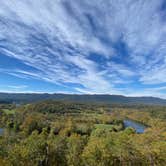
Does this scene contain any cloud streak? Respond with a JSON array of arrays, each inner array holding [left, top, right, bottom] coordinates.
[[0, 0, 166, 97]]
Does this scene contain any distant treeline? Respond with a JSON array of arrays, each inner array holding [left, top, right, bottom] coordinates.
[[0, 93, 166, 105], [0, 100, 12, 104]]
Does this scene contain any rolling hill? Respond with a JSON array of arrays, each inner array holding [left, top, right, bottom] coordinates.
[[0, 93, 166, 105]]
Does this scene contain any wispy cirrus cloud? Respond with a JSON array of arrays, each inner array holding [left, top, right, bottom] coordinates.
[[0, 0, 166, 97]]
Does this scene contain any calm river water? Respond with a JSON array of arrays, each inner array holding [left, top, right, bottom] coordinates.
[[0, 128, 4, 136], [124, 119, 146, 133]]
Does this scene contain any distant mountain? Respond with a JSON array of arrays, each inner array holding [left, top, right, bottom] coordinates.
[[0, 93, 166, 105]]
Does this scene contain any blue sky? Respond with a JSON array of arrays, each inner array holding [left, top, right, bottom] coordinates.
[[0, 0, 166, 98]]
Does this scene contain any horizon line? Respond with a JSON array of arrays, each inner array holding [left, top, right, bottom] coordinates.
[[0, 91, 165, 100]]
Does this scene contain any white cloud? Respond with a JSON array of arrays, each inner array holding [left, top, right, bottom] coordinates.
[[107, 62, 135, 77], [0, 0, 166, 97], [7, 85, 28, 89]]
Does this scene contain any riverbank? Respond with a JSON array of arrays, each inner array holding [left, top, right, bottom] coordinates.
[[123, 119, 147, 133]]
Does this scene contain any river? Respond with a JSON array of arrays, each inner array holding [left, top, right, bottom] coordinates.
[[0, 128, 4, 136], [123, 119, 146, 133]]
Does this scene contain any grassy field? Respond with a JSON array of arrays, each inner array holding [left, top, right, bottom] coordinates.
[[1, 109, 16, 115], [95, 124, 115, 129]]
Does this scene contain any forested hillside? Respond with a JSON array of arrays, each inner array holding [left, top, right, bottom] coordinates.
[[0, 93, 166, 105], [0, 101, 166, 165]]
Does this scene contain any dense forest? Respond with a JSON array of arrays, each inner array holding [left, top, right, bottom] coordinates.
[[0, 100, 166, 166]]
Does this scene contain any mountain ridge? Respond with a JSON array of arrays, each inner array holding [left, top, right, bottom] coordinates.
[[0, 92, 166, 105]]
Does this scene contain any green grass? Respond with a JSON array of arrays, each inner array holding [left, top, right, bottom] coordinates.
[[95, 124, 114, 129], [2, 109, 16, 115], [94, 123, 123, 132], [91, 124, 115, 136]]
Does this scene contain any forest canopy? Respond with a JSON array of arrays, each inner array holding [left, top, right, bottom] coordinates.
[[0, 101, 166, 166]]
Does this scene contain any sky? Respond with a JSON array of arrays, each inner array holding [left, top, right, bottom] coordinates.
[[0, 0, 166, 98]]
